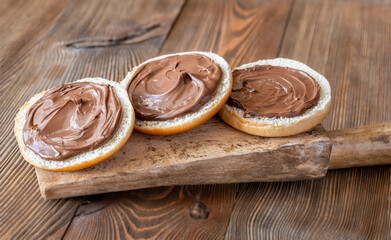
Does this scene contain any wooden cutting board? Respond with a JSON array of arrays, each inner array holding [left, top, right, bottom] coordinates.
[[36, 116, 331, 199]]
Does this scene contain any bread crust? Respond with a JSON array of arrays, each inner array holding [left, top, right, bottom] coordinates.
[[218, 101, 331, 137], [14, 78, 135, 172], [136, 88, 231, 135], [218, 58, 332, 137], [121, 51, 233, 135]]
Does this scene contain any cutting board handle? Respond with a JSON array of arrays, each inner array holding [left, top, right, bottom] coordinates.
[[328, 123, 391, 169]]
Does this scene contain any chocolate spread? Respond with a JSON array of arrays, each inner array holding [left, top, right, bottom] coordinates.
[[23, 82, 122, 160], [228, 65, 320, 118], [126, 54, 222, 121]]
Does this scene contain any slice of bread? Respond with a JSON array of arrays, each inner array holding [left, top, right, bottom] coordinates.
[[14, 78, 135, 172], [121, 51, 233, 135], [218, 58, 331, 137]]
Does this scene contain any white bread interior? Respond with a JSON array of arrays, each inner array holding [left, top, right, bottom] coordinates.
[[14, 78, 135, 172], [121, 51, 233, 135], [218, 58, 331, 137]]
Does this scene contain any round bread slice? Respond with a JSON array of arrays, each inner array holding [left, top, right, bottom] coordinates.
[[121, 51, 233, 135], [218, 58, 331, 137], [14, 78, 135, 172]]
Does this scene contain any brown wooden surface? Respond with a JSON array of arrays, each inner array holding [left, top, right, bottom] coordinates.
[[1, 0, 390, 239], [63, 185, 238, 239], [329, 122, 391, 169], [37, 123, 331, 200]]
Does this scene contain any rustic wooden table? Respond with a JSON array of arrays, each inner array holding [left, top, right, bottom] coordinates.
[[1, 0, 390, 239]]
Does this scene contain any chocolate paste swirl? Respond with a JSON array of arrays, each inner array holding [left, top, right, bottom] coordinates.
[[228, 65, 320, 118], [127, 54, 222, 121], [23, 82, 122, 160]]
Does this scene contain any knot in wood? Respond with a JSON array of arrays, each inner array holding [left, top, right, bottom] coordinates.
[[189, 201, 209, 220]]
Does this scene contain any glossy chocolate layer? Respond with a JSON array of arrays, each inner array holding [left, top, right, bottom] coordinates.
[[228, 65, 320, 118], [23, 82, 122, 160], [127, 54, 222, 121]]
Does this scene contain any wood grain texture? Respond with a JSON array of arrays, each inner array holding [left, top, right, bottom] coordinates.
[[0, 0, 184, 239], [329, 122, 391, 169], [0, 0, 69, 92], [161, 0, 293, 66], [226, 0, 391, 239], [226, 167, 390, 239], [37, 122, 331, 199], [63, 185, 237, 239]]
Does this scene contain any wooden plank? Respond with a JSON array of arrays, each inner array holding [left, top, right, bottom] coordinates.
[[328, 123, 391, 169], [37, 123, 331, 199], [0, 0, 68, 92], [63, 185, 237, 239], [226, 167, 390, 239], [226, 0, 391, 239], [0, 0, 185, 239], [59, 0, 293, 239], [161, 0, 293, 65]]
